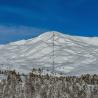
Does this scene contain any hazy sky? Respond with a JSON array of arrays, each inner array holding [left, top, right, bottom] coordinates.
[[0, 0, 98, 44]]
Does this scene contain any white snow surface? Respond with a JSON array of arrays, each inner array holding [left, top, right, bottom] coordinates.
[[0, 31, 98, 75]]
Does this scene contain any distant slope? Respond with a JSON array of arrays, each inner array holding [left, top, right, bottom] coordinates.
[[0, 31, 98, 75]]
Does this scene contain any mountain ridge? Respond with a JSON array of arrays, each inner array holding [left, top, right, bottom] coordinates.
[[1, 31, 98, 46]]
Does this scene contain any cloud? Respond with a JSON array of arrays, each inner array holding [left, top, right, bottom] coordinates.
[[0, 25, 48, 44]]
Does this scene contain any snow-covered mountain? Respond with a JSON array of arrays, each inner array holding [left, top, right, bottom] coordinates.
[[0, 31, 98, 75]]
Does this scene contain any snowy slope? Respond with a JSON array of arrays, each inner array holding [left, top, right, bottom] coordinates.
[[0, 31, 98, 75]]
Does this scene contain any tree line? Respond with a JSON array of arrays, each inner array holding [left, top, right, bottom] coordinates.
[[0, 69, 98, 98]]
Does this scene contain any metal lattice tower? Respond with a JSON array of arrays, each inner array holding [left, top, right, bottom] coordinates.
[[52, 32, 55, 74]]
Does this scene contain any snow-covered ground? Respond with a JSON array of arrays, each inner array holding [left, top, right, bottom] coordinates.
[[0, 31, 98, 75], [0, 74, 7, 81]]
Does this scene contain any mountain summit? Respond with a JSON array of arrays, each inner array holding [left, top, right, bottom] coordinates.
[[0, 31, 98, 75]]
